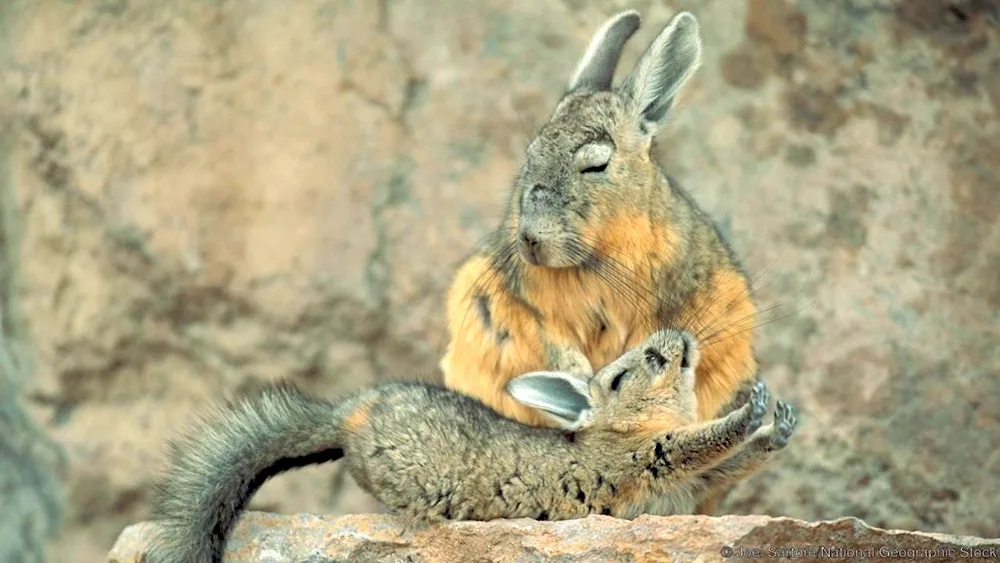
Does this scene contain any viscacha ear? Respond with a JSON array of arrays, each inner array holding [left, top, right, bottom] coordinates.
[[618, 11, 702, 130], [566, 10, 642, 93], [507, 371, 594, 431]]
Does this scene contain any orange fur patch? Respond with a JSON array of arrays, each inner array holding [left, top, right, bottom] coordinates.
[[441, 256, 551, 426], [341, 403, 372, 433], [682, 268, 758, 420], [525, 211, 680, 369], [442, 219, 756, 426]]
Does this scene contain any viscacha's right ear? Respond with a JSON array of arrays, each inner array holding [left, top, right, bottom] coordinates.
[[618, 11, 702, 130]]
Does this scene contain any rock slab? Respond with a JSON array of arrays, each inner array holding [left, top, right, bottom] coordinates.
[[109, 512, 1000, 563]]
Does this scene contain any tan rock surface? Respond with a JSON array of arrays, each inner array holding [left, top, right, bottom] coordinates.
[[0, 0, 998, 561], [108, 512, 1000, 563]]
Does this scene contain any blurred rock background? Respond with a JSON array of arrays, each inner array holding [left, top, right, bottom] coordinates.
[[0, 0, 997, 560]]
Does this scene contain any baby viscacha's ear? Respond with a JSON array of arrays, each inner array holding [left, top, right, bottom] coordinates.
[[507, 371, 594, 431]]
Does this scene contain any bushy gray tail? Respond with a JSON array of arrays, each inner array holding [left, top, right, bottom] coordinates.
[[145, 381, 352, 563]]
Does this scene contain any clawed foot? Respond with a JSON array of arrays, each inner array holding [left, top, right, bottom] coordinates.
[[749, 399, 800, 451], [744, 382, 800, 450], [766, 400, 799, 450], [746, 381, 770, 435]]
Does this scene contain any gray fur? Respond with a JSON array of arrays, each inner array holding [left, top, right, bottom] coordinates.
[[147, 330, 797, 563]]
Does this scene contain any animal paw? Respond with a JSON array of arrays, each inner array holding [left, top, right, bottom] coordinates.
[[766, 400, 799, 450], [746, 381, 770, 435]]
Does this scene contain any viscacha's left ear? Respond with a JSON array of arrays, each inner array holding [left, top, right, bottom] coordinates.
[[566, 10, 642, 93]]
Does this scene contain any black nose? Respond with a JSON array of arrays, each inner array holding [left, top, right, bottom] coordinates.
[[519, 230, 541, 264], [680, 337, 691, 369], [520, 231, 540, 249]]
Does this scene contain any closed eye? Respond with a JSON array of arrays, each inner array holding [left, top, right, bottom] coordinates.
[[610, 369, 628, 392], [576, 142, 613, 175]]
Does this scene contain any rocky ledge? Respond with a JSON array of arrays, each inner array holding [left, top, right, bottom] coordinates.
[[109, 512, 999, 563]]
